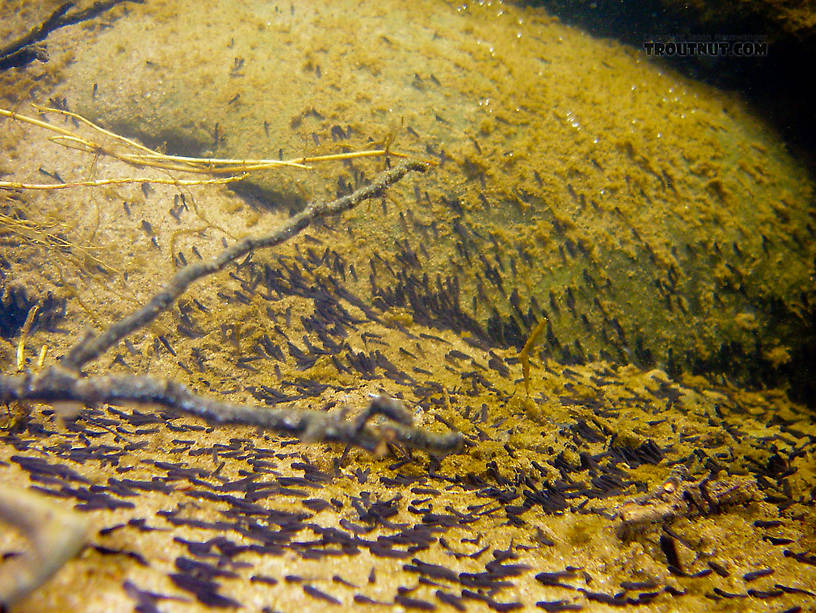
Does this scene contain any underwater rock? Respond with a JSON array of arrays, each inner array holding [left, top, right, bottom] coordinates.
[[55, 0, 815, 400]]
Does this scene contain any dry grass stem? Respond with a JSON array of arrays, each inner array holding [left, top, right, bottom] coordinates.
[[0, 105, 412, 191]]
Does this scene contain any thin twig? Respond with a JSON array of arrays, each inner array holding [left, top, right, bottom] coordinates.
[[1, 156, 462, 453], [0, 162, 462, 453], [0, 1, 140, 71], [1, 160, 462, 453], [616, 472, 759, 539], [62, 160, 428, 370]]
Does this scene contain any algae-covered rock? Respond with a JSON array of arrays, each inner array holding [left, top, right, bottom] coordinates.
[[56, 0, 815, 399]]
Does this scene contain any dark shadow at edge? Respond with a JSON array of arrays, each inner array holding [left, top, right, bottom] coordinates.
[[517, 0, 816, 169]]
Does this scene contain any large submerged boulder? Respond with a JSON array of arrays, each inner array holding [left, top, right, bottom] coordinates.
[[55, 0, 815, 400]]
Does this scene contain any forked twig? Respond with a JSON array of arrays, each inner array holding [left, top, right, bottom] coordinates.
[[1, 160, 462, 454], [0, 159, 460, 610], [0, 371, 462, 453]]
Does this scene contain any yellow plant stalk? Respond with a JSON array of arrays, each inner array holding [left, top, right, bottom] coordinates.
[[519, 317, 548, 396], [0, 105, 410, 190]]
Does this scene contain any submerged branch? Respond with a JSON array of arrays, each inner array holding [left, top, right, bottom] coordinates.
[[62, 160, 428, 370], [0, 368, 463, 454], [0, 160, 462, 453]]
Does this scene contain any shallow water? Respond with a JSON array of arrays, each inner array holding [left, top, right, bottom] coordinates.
[[1, 1, 815, 611]]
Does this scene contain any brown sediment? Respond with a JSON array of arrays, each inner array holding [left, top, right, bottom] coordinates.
[[1, 294, 815, 611]]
